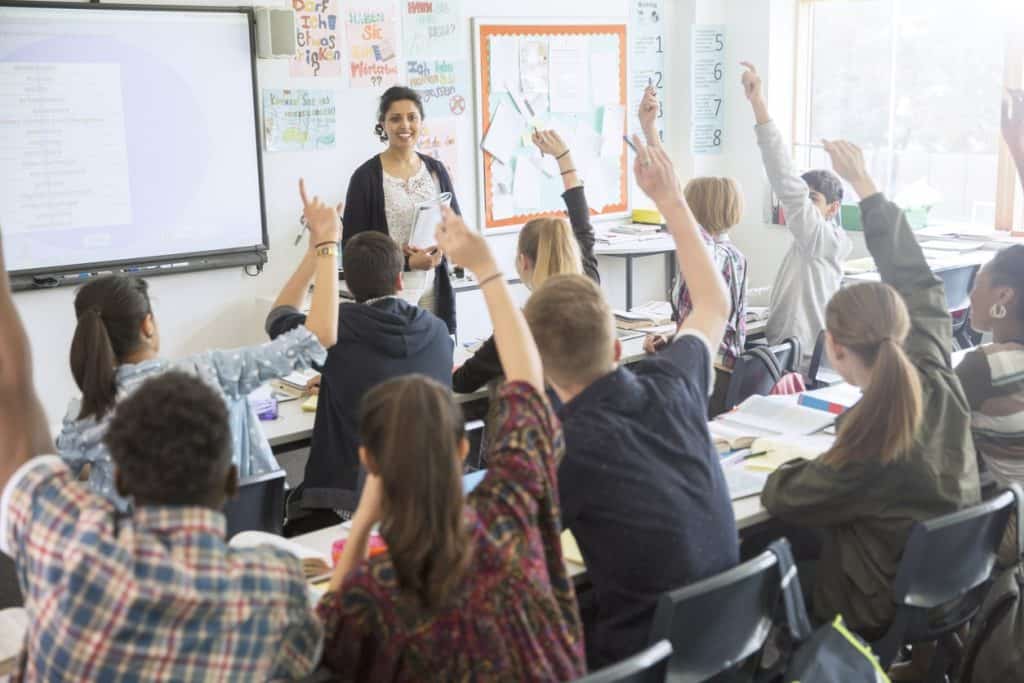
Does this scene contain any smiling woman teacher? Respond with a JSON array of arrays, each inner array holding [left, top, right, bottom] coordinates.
[[342, 86, 461, 334]]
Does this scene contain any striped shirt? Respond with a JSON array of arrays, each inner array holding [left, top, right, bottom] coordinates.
[[956, 341, 1024, 485], [1, 457, 322, 681]]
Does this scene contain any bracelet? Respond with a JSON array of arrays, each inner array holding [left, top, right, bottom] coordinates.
[[560, 168, 576, 176], [314, 240, 337, 249], [555, 150, 570, 160], [477, 272, 504, 288]]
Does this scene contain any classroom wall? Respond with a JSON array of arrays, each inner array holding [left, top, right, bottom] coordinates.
[[15, 0, 844, 425]]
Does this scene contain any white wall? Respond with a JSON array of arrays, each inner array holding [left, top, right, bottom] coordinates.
[[17, 0, 861, 424]]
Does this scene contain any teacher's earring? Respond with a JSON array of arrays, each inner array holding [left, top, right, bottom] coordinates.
[[374, 123, 388, 143], [991, 303, 1008, 320]]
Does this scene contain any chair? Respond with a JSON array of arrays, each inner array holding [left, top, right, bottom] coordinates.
[[870, 485, 1022, 682], [806, 329, 845, 389], [572, 640, 673, 683], [464, 419, 486, 470], [223, 469, 287, 538], [938, 264, 981, 351], [647, 541, 794, 682], [721, 337, 800, 412]]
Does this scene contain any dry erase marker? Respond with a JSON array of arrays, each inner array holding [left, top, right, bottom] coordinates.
[[623, 135, 639, 154]]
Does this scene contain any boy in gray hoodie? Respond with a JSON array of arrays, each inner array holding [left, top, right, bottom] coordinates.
[[742, 62, 851, 369]]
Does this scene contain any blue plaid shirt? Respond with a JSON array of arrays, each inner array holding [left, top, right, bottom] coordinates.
[[1, 457, 322, 681]]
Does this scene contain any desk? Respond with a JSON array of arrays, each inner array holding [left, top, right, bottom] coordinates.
[[595, 235, 677, 311]]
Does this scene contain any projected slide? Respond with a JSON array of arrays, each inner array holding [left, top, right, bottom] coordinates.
[[0, 6, 265, 273]]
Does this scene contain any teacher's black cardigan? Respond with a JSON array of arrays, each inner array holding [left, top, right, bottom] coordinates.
[[342, 153, 459, 334]]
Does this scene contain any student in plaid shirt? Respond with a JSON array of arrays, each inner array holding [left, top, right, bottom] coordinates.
[[0, 221, 324, 679]]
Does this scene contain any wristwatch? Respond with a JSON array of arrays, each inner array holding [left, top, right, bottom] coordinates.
[[315, 244, 338, 257]]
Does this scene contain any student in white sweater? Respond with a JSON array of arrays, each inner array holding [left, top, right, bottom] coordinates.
[[741, 62, 852, 369]]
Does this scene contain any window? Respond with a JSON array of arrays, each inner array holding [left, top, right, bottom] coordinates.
[[793, 0, 1023, 229]]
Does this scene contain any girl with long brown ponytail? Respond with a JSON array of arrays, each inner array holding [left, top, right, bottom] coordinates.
[[761, 140, 980, 640]]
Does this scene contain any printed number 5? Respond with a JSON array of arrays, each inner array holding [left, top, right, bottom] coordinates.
[[714, 33, 724, 51]]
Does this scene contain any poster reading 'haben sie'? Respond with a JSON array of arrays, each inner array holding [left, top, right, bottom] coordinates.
[[290, 0, 343, 78], [346, 1, 400, 88]]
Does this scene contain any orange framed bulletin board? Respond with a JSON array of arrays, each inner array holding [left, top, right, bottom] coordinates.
[[472, 19, 629, 232]]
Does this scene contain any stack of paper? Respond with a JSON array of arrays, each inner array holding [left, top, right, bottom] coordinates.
[[745, 306, 769, 323], [280, 369, 319, 391], [717, 395, 836, 436], [614, 301, 673, 329]]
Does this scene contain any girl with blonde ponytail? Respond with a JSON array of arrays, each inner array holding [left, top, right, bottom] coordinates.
[[453, 129, 600, 393], [760, 139, 980, 640]]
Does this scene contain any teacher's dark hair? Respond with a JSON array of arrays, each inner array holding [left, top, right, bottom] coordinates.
[[69, 276, 152, 421], [375, 86, 424, 142]]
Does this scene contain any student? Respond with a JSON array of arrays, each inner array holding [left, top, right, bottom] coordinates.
[[452, 129, 599, 394], [741, 63, 851, 369], [761, 140, 981, 639], [0, 230, 321, 679], [267, 227, 452, 531], [314, 207, 585, 681], [342, 85, 460, 333], [57, 180, 338, 509], [956, 95, 1024, 564], [524, 137, 739, 667]]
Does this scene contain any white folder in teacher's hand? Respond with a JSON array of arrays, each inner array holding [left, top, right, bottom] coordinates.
[[408, 192, 453, 250]]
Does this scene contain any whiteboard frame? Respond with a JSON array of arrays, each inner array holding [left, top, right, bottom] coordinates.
[[471, 17, 631, 235], [0, 0, 269, 288]]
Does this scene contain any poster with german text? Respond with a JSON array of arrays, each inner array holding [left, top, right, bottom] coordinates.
[[345, 1, 400, 88], [417, 117, 458, 182], [263, 90, 337, 152], [402, 0, 468, 118], [290, 0, 343, 78]]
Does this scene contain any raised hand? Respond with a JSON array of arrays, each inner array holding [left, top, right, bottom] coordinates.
[[639, 85, 659, 132], [632, 133, 683, 208], [1003, 89, 1024, 156], [643, 333, 669, 355], [434, 206, 496, 279], [532, 129, 569, 158], [298, 178, 341, 247], [822, 139, 877, 199], [740, 62, 763, 102]]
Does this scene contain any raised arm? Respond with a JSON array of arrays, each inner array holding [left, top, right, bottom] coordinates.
[[0, 231, 53, 489], [633, 135, 729, 349], [823, 139, 951, 366], [532, 129, 599, 282], [435, 207, 544, 392], [638, 84, 661, 148], [272, 179, 340, 349], [1003, 89, 1024, 194]]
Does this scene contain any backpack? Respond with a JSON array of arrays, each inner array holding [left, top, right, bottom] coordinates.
[[959, 486, 1024, 683], [768, 540, 890, 683]]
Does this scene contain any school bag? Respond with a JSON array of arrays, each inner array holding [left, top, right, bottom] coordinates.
[[767, 540, 890, 683], [959, 485, 1024, 683]]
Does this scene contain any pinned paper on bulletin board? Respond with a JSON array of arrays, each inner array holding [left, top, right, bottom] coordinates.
[[263, 89, 337, 151], [473, 20, 629, 232], [629, 0, 665, 143], [417, 117, 459, 183], [290, 0, 343, 78], [691, 24, 726, 154], [346, 1, 400, 88], [403, 0, 469, 118]]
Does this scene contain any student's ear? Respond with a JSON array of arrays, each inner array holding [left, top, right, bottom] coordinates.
[[223, 464, 239, 499], [613, 338, 623, 363], [827, 201, 842, 221], [824, 330, 845, 364], [457, 436, 470, 463], [517, 253, 533, 284], [359, 446, 380, 476], [394, 272, 405, 293], [141, 313, 157, 342]]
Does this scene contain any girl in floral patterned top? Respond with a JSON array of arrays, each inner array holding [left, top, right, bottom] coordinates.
[[316, 206, 585, 681]]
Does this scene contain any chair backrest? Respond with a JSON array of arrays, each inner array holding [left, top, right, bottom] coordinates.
[[722, 347, 781, 411], [767, 336, 801, 375], [894, 489, 1016, 609], [648, 549, 782, 682], [938, 264, 978, 313], [223, 469, 287, 538], [573, 640, 673, 683]]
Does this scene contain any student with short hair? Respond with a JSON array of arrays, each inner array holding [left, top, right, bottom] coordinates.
[[761, 140, 981, 639], [57, 180, 338, 509], [267, 220, 452, 530], [524, 137, 739, 667], [315, 207, 585, 681], [0, 231, 322, 680], [452, 129, 599, 394], [741, 63, 852, 369]]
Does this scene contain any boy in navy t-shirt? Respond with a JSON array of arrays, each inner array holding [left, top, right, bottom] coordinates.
[[524, 138, 739, 667]]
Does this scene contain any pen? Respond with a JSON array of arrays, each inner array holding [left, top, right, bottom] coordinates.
[[294, 216, 308, 246], [623, 135, 639, 153], [742, 450, 769, 460]]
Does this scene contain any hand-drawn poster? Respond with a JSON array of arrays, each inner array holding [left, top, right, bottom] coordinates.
[[417, 117, 458, 182], [290, 0, 343, 78], [263, 90, 337, 152], [346, 1, 400, 88], [402, 0, 468, 118]]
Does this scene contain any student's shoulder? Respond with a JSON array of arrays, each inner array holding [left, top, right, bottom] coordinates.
[[636, 331, 714, 389], [228, 545, 311, 602]]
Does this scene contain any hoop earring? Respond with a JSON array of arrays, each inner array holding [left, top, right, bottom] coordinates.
[[990, 303, 1007, 320], [374, 123, 388, 143]]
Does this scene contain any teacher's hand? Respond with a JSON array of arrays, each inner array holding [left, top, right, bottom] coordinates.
[[405, 244, 442, 271]]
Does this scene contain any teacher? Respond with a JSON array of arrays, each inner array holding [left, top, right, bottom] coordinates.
[[342, 86, 460, 334]]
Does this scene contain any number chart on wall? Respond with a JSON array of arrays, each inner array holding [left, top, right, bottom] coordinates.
[[691, 24, 726, 154], [472, 19, 629, 232]]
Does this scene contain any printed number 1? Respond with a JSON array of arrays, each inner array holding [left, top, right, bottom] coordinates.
[[656, 36, 663, 53]]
